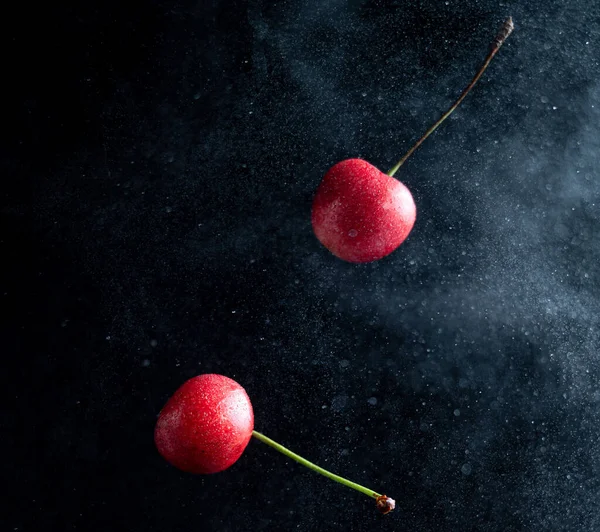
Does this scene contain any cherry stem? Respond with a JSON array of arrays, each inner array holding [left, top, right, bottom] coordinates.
[[251, 430, 395, 513], [387, 16, 514, 177]]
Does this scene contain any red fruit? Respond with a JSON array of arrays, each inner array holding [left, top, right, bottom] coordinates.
[[154, 374, 254, 474], [311, 158, 416, 263], [311, 18, 514, 263]]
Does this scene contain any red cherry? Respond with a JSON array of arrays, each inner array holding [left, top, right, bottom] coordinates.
[[311, 158, 416, 263], [154, 374, 254, 474], [155, 374, 396, 512], [311, 17, 514, 263]]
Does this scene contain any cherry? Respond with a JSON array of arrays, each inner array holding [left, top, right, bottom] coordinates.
[[312, 158, 416, 263], [155, 374, 396, 514], [312, 17, 514, 263], [154, 374, 254, 474]]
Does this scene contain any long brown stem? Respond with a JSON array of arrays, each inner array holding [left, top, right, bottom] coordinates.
[[387, 17, 514, 177]]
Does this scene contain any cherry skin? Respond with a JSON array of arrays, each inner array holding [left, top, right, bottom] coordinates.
[[154, 374, 254, 474], [311, 158, 416, 263]]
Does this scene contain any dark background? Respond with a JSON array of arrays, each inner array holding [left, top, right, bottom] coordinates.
[[4, 0, 600, 530]]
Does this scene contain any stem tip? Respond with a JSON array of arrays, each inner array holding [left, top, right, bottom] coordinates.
[[376, 495, 396, 514], [493, 17, 514, 50]]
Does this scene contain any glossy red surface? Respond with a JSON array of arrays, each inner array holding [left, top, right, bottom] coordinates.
[[312, 159, 416, 263], [154, 374, 254, 474]]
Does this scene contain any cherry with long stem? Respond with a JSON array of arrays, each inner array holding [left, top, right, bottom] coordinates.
[[387, 16, 514, 177], [252, 430, 396, 514]]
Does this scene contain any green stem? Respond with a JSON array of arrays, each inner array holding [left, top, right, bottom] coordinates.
[[252, 430, 381, 499], [387, 16, 514, 177]]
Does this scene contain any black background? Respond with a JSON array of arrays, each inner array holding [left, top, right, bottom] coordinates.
[[4, 1, 600, 530]]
